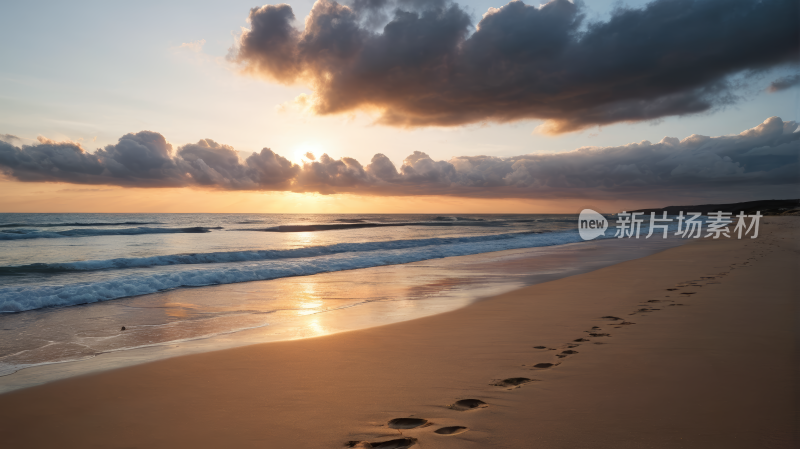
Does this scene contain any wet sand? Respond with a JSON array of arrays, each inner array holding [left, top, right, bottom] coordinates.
[[0, 218, 796, 448]]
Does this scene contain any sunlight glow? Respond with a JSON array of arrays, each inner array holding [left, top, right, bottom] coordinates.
[[0, 179, 636, 214], [306, 318, 325, 336], [292, 142, 323, 165], [295, 282, 323, 316]]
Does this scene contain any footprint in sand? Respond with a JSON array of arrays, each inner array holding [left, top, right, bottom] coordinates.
[[532, 362, 558, 369], [588, 333, 610, 337], [347, 437, 418, 448], [434, 426, 469, 436], [680, 292, 697, 296], [387, 418, 430, 430], [602, 316, 622, 321], [450, 399, 488, 411], [557, 350, 578, 358], [533, 346, 547, 349], [574, 338, 591, 342], [492, 377, 535, 388]]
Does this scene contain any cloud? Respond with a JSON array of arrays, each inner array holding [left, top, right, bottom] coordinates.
[[0, 117, 797, 200], [228, 0, 800, 133], [0, 134, 20, 143], [0, 131, 298, 189], [179, 39, 206, 52], [768, 73, 800, 92]]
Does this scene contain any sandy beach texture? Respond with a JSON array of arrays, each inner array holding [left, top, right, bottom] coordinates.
[[0, 218, 797, 449]]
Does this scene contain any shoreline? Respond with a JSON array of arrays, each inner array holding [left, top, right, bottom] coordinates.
[[0, 218, 796, 448], [0, 236, 682, 393]]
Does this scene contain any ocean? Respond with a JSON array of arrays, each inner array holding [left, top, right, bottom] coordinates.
[[0, 213, 682, 388]]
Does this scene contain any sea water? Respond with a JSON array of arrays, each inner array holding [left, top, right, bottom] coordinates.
[[0, 213, 682, 388]]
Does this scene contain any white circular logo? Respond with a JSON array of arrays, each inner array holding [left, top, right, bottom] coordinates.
[[578, 209, 608, 240]]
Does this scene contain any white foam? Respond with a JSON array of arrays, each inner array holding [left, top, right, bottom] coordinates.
[[0, 232, 545, 273], [0, 230, 593, 312]]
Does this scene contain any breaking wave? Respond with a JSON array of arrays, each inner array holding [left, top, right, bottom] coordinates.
[[0, 232, 536, 274], [0, 229, 596, 312]]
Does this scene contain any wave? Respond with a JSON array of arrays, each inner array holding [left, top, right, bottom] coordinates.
[[251, 221, 506, 232], [332, 218, 367, 223], [0, 221, 161, 228], [0, 232, 538, 275], [0, 226, 223, 241], [433, 216, 485, 221], [0, 230, 594, 312]]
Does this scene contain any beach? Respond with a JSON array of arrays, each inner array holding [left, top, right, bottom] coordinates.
[[2, 0, 798, 447], [0, 217, 797, 448]]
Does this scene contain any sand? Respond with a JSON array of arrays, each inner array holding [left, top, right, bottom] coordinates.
[[0, 218, 797, 448]]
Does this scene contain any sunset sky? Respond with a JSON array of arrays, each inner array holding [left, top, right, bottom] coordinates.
[[0, 0, 798, 213]]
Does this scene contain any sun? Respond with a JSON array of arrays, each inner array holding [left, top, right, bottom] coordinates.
[[291, 143, 323, 165]]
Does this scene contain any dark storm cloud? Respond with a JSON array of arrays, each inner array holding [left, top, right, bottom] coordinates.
[[0, 132, 298, 190], [0, 137, 106, 184], [0, 117, 797, 200], [348, 0, 450, 28], [0, 134, 20, 143], [768, 73, 800, 92], [229, 0, 799, 133]]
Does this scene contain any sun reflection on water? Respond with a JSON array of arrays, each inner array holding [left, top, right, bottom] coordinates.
[[288, 231, 317, 247], [297, 302, 323, 316], [295, 281, 323, 315], [163, 302, 196, 319], [306, 318, 326, 336]]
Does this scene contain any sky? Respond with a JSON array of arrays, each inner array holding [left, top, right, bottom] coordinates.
[[0, 0, 798, 213]]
